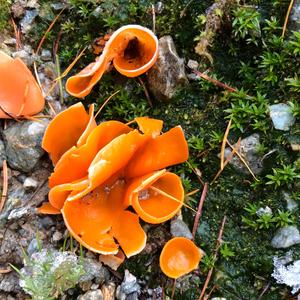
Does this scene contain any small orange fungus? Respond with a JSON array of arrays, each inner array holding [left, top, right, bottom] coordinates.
[[0, 51, 44, 119], [99, 249, 126, 271], [160, 237, 202, 279], [39, 102, 190, 259], [66, 25, 158, 98]]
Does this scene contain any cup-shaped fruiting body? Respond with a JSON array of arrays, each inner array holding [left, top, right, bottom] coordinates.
[[125, 170, 184, 224], [0, 51, 44, 118], [160, 237, 203, 279], [66, 25, 158, 98]]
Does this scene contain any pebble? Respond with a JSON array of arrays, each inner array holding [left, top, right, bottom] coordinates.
[[23, 177, 38, 192], [52, 230, 63, 242], [80, 258, 109, 285], [170, 218, 193, 239], [0, 139, 6, 165], [271, 226, 300, 248], [12, 45, 36, 66], [41, 49, 52, 61], [269, 103, 295, 131], [187, 59, 199, 69], [20, 9, 39, 34], [101, 282, 116, 300], [3, 120, 49, 172], [78, 290, 104, 300], [116, 270, 140, 300], [223, 134, 263, 175], [283, 192, 298, 212], [256, 206, 272, 217], [147, 36, 188, 101]]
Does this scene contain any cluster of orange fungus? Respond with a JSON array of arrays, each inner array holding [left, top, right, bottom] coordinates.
[[66, 25, 158, 98], [39, 103, 189, 260], [0, 51, 44, 119], [159, 237, 203, 279]]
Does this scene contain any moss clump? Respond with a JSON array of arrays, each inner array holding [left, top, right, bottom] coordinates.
[[0, 0, 11, 31]]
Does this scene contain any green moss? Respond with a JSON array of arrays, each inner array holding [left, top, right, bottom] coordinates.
[[0, 0, 11, 31]]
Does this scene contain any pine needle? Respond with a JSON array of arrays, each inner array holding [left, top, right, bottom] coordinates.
[[36, 7, 65, 55], [220, 119, 232, 170], [149, 186, 197, 213], [0, 160, 8, 213], [282, 0, 295, 38]]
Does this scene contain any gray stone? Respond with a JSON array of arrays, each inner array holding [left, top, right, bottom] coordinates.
[[20, 9, 39, 34], [7, 206, 34, 220], [12, 45, 36, 66], [271, 226, 300, 248], [290, 0, 300, 31], [223, 134, 263, 175], [41, 49, 52, 61], [3, 120, 49, 172], [288, 135, 300, 152], [269, 103, 295, 131], [11, 0, 26, 18], [79, 290, 104, 300], [0, 273, 21, 293], [256, 206, 272, 217], [147, 36, 188, 101], [80, 258, 109, 285], [116, 270, 140, 300], [170, 218, 193, 239], [23, 177, 38, 191], [284, 192, 298, 212], [187, 59, 199, 69], [51, 3, 65, 11], [0, 139, 6, 164], [52, 230, 63, 242]]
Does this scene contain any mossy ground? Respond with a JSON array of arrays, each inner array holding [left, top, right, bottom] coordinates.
[[6, 0, 300, 298]]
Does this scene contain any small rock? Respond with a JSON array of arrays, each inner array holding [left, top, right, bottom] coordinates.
[[289, 0, 300, 31], [170, 218, 193, 239], [12, 45, 36, 66], [26, 0, 39, 8], [3, 38, 17, 46], [80, 259, 109, 285], [147, 36, 188, 101], [7, 206, 34, 220], [3, 120, 49, 172], [271, 226, 300, 248], [11, 1, 26, 18], [20, 9, 39, 34], [223, 134, 263, 175], [23, 177, 38, 192], [187, 59, 199, 69], [101, 282, 116, 300], [283, 192, 298, 212], [79, 280, 93, 292], [269, 103, 295, 131], [27, 238, 40, 256], [41, 49, 52, 61], [211, 298, 227, 300], [51, 2, 66, 11], [116, 270, 140, 300], [288, 135, 300, 151], [256, 206, 272, 217], [52, 230, 63, 242], [0, 273, 21, 293], [79, 290, 104, 300], [0, 139, 6, 164]]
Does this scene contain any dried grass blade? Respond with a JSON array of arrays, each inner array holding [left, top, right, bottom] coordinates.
[[282, 0, 295, 38], [36, 7, 65, 55], [95, 90, 120, 119], [0, 160, 8, 212], [220, 119, 232, 170], [149, 186, 197, 213], [226, 139, 259, 181]]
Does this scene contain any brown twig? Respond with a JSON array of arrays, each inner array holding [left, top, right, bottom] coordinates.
[[282, 0, 295, 38], [198, 216, 227, 300], [186, 160, 204, 186], [0, 160, 8, 212], [11, 18, 22, 50], [220, 119, 232, 170], [53, 30, 62, 57], [171, 279, 176, 300], [211, 138, 241, 184], [192, 182, 208, 240], [180, 0, 195, 18], [36, 7, 65, 55], [192, 69, 236, 92], [226, 139, 259, 181], [138, 77, 153, 108]]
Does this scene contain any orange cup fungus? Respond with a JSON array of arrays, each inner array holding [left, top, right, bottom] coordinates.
[[159, 237, 203, 279], [39, 104, 189, 262], [0, 51, 44, 119], [66, 25, 158, 98]]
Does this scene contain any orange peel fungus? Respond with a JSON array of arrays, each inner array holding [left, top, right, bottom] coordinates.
[[0, 51, 44, 119], [66, 25, 158, 98], [160, 237, 203, 279], [39, 104, 189, 262]]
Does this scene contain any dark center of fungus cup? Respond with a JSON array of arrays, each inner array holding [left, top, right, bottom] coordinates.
[[124, 37, 140, 61]]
